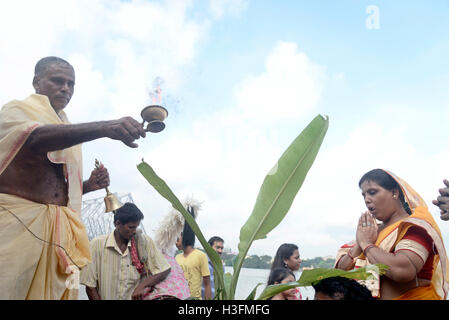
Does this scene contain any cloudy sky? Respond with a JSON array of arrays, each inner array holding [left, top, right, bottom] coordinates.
[[1, 0, 449, 260]]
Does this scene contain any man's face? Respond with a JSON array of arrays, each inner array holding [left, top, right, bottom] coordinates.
[[115, 220, 140, 241], [33, 63, 75, 113], [212, 241, 224, 256]]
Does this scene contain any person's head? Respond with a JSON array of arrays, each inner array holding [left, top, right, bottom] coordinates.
[[359, 169, 411, 222], [113, 202, 144, 241], [32, 56, 75, 113], [312, 276, 374, 300], [267, 267, 296, 300], [208, 236, 224, 256], [180, 206, 196, 250], [271, 243, 301, 271]]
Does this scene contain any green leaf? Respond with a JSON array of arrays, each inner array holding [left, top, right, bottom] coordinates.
[[296, 264, 389, 287], [245, 283, 264, 300], [224, 272, 232, 296], [256, 281, 301, 301], [230, 115, 329, 299], [137, 161, 227, 299], [255, 264, 389, 300]]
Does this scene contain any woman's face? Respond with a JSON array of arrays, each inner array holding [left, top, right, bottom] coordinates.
[[360, 180, 398, 222], [284, 249, 301, 271]]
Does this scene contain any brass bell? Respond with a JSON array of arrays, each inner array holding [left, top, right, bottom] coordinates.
[[95, 159, 124, 213], [141, 105, 168, 133], [104, 187, 123, 213]]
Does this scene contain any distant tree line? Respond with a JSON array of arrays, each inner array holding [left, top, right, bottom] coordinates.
[[221, 252, 336, 270]]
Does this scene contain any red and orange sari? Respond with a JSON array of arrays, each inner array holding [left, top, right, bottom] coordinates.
[[335, 170, 449, 300]]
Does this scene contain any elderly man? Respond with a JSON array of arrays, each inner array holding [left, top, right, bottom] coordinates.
[[433, 179, 449, 221], [0, 56, 146, 299]]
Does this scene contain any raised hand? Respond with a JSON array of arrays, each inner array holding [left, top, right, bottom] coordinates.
[[356, 211, 378, 250], [432, 179, 449, 221], [83, 163, 110, 194], [103, 117, 146, 148]]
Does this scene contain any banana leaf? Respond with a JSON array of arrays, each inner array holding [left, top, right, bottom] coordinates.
[[256, 281, 301, 301], [213, 272, 233, 300], [256, 264, 389, 300], [296, 263, 389, 287], [245, 282, 264, 300], [230, 115, 329, 299], [137, 161, 227, 299]]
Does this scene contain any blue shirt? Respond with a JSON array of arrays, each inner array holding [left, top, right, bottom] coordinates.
[[202, 258, 224, 299]]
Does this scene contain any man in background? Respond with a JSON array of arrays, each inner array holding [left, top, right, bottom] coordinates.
[[81, 202, 170, 300], [202, 236, 225, 299]]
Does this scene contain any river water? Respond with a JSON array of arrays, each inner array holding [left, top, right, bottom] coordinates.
[[78, 266, 315, 300]]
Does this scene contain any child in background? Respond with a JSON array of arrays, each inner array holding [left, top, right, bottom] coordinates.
[[267, 267, 297, 300]]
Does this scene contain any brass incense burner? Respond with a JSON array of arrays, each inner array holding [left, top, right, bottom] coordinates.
[[95, 159, 123, 213], [141, 105, 168, 133]]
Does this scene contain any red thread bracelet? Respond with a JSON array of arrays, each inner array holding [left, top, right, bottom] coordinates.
[[363, 244, 377, 256]]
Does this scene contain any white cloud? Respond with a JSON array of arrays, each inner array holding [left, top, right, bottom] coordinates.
[[209, 0, 248, 20], [235, 42, 327, 124], [131, 42, 329, 257], [0, 0, 82, 102], [0, 0, 209, 119]]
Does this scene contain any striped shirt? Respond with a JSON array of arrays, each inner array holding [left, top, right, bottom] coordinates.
[[80, 231, 170, 300]]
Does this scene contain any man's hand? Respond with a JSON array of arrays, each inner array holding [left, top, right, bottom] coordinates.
[[103, 117, 146, 148], [132, 283, 146, 300], [432, 179, 449, 221], [83, 163, 110, 194]]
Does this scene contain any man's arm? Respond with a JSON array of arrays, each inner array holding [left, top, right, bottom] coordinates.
[[85, 286, 102, 300], [202, 275, 212, 300], [24, 117, 146, 154], [132, 268, 171, 300]]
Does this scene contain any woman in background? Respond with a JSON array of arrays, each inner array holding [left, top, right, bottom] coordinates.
[[271, 243, 302, 299]]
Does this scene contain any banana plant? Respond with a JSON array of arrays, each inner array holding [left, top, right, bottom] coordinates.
[[138, 114, 329, 300], [229, 114, 328, 299]]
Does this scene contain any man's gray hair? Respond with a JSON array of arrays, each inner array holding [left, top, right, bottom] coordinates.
[[34, 56, 73, 78]]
